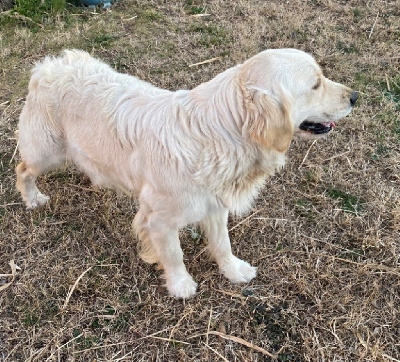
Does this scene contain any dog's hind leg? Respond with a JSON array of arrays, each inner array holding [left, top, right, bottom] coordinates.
[[133, 206, 159, 264], [201, 208, 257, 284], [16, 162, 52, 209], [16, 106, 65, 209]]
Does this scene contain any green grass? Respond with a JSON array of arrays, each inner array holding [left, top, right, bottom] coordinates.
[[11, 0, 79, 24], [92, 33, 118, 46], [189, 23, 231, 47], [136, 9, 164, 23]]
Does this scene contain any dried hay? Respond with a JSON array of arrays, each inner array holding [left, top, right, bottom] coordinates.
[[1, 0, 399, 360]]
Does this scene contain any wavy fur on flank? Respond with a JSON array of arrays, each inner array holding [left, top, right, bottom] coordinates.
[[16, 49, 355, 298]]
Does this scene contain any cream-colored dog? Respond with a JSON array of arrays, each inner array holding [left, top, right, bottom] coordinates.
[[16, 49, 357, 298]]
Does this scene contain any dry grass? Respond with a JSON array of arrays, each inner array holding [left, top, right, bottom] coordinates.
[[1, 0, 400, 360]]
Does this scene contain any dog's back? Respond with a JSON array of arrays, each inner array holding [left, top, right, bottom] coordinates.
[[27, 50, 160, 115], [17, 51, 152, 204]]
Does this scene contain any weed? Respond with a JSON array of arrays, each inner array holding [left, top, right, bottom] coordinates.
[[104, 305, 116, 315], [73, 333, 98, 350], [186, 226, 203, 241], [304, 170, 317, 182], [112, 312, 131, 332], [294, 199, 315, 220], [384, 77, 400, 110], [251, 302, 300, 355], [370, 141, 391, 161], [185, 5, 205, 15], [23, 312, 39, 327], [189, 23, 225, 37], [326, 188, 362, 213], [339, 248, 364, 262], [90, 317, 101, 329], [353, 8, 364, 23], [336, 41, 359, 54], [137, 10, 164, 23]]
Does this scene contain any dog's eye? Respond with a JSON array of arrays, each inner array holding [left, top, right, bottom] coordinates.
[[312, 78, 321, 90]]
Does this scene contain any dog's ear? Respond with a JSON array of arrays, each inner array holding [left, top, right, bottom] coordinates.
[[241, 85, 294, 153], [238, 61, 294, 153]]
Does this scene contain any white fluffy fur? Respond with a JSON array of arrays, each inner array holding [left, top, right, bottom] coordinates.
[[16, 49, 355, 298]]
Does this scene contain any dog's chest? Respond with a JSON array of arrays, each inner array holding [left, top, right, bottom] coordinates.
[[219, 150, 286, 214]]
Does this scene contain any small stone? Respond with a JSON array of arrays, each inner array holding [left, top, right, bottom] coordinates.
[[242, 289, 253, 297]]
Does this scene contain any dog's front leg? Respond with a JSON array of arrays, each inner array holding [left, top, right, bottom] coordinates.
[[201, 208, 257, 284], [146, 213, 197, 299]]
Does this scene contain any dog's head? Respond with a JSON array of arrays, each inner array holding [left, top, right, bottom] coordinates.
[[240, 49, 357, 151]]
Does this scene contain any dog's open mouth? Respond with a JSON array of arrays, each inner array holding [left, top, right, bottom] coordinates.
[[299, 121, 335, 135]]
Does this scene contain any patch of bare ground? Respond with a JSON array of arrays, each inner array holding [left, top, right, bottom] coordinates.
[[1, 0, 399, 360]]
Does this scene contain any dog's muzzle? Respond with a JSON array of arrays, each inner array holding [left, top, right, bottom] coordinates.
[[299, 121, 335, 135]]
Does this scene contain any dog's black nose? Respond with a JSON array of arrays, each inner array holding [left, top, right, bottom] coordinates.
[[350, 91, 358, 106]]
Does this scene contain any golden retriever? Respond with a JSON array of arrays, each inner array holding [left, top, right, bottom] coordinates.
[[16, 49, 357, 298]]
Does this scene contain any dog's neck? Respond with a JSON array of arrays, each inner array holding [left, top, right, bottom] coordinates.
[[187, 66, 245, 140], [178, 72, 287, 214]]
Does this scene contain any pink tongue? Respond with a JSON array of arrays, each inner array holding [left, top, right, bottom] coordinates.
[[322, 122, 336, 128]]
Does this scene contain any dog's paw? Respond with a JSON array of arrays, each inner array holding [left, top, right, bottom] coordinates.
[[220, 255, 257, 284], [36, 192, 50, 206], [25, 192, 50, 209], [165, 272, 198, 299]]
